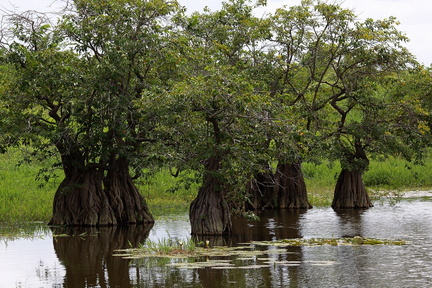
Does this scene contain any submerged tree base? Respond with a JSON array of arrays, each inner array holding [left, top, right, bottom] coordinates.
[[49, 162, 154, 226], [332, 169, 373, 209], [275, 162, 312, 209], [189, 155, 232, 236]]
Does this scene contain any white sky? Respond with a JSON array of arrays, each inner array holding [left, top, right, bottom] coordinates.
[[1, 0, 431, 66]]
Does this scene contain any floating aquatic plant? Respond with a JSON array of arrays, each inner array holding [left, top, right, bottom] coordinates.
[[115, 236, 408, 270], [250, 237, 408, 247]]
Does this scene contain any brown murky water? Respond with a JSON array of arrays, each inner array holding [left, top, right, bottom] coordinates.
[[1, 196, 432, 287]]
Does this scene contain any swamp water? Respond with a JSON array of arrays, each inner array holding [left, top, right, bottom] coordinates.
[[2, 195, 432, 287]]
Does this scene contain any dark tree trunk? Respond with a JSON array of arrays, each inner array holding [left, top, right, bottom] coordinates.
[[104, 157, 154, 225], [275, 161, 312, 209], [246, 167, 277, 210], [49, 167, 116, 226], [189, 155, 231, 235], [332, 139, 373, 209], [332, 169, 373, 209], [49, 152, 153, 226]]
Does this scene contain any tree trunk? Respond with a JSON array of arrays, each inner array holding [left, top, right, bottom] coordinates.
[[332, 139, 373, 209], [275, 161, 312, 209], [49, 152, 154, 226], [104, 157, 154, 225], [332, 168, 373, 209], [189, 155, 231, 235], [49, 167, 116, 226]]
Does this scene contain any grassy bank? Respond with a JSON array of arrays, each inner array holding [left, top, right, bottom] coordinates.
[[1, 149, 432, 224]]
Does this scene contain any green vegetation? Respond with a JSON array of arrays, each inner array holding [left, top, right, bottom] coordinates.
[[116, 236, 407, 270], [0, 149, 59, 223], [131, 236, 197, 257]]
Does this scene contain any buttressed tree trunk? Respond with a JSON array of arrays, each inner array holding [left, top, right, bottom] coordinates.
[[49, 152, 154, 226], [49, 160, 116, 226], [332, 168, 373, 208], [104, 157, 154, 225], [275, 161, 312, 209], [189, 155, 232, 235], [332, 140, 373, 209]]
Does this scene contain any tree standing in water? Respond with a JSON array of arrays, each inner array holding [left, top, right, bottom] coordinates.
[[325, 15, 418, 209], [160, 0, 273, 235], [2, 0, 183, 225], [266, 1, 418, 209]]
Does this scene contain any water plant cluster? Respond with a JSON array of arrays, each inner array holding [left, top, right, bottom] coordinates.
[[136, 237, 197, 256], [116, 236, 408, 270], [251, 237, 408, 247], [118, 237, 408, 259]]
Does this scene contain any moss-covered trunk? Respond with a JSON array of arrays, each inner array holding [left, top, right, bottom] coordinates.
[[275, 161, 312, 209], [189, 155, 231, 235]]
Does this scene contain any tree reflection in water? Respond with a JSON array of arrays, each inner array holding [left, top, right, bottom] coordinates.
[[49, 210, 318, 287], [51, 224, 153, 287], [130, 210, 307, 287]]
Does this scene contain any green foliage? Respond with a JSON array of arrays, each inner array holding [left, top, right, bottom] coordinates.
[[147, 0, 277, 202]]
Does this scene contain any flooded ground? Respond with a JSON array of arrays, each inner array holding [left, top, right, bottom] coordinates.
[[1, 195, 432, 287]]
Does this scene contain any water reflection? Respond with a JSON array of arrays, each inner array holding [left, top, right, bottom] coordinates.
[[3, 199, 432, 287], [334, 209, 365, 237], [51, 224, 153, 288], [231, 209, 305, 242]]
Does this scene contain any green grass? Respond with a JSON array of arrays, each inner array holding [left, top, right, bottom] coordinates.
[[137, 236, 197, 255], [363, 156, 432, 190], [2, 149, 432, 224], [0, 149, 59, 223], [303, 155, 432, 207], [137, 169, 199, 218]]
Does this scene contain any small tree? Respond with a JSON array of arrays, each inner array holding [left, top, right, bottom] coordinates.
[[250, 0, 361, 209]]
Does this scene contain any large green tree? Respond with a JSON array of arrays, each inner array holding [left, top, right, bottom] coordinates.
[[248, 0, 361, 210], [150, 0, 273, 235], [2, 0, 182, 225]]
